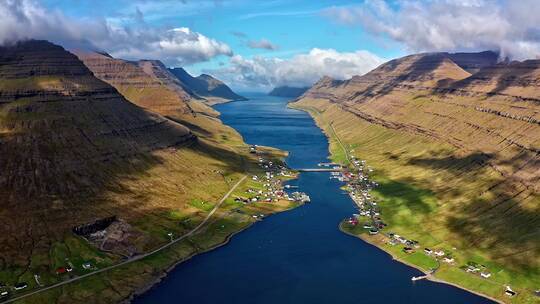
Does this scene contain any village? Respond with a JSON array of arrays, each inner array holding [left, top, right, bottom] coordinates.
[[234, 145, 310, 217], [335, 155, 519, 299]]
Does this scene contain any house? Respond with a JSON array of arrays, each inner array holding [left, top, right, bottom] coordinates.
[[434, 250, 445, 257], [424, 248, 433, 255], [403, 247, 414, 254], [480, 272, 491, 278], [348, 218, 358, 226], [14, 283, 28, 290], [443, 257, 455, 263], [82, 262, 93, 270], [466, 265, 480, 273], [505, 287, 516, 297]]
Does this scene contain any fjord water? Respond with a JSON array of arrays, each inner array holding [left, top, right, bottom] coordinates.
[[135, 93, 493, 304]]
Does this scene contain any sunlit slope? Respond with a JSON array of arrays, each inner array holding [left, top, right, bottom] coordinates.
[[292, 51, 539, 300], [74, 51, 193, 115], [0, 40, 247, 270]]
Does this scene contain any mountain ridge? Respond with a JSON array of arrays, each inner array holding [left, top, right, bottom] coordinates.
[[168, 67, 246, 104], [268, 86, 309, 98]]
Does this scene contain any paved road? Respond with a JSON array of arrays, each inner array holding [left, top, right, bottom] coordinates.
[[330, 122, 351, 165], [2, 175, 247, 304]]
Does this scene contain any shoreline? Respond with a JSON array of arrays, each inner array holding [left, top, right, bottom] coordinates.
[[338, 225, 504, 304], [125, 196, 303, 303], [123, 217, 256, 303], [290, 102, 506, 304]]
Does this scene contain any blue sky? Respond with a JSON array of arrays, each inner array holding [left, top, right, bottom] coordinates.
[[37, 0, 404, 88], [6, 0, 539, 90]]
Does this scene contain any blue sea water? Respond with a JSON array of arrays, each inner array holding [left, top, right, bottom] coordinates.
[[134, 93, 494, 304]]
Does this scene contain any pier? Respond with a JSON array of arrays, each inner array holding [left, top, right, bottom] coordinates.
[[296, 168, 344, 172]]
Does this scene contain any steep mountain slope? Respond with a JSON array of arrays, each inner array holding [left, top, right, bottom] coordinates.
[[0, 41, 194, 200], [74, 51, 193, 116], [169, 67, 246, 104], [293, 51, 539, 302], [74, 51, 194, 117], [268, 86, 309, 98], [0, 40, 251, 278]]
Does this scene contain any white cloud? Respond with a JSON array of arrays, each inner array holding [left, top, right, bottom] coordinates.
[[0, 0, 232, 66], [206, 48, 385, 90], [323, 0, 540, 60], [247, 39, 279, 50]]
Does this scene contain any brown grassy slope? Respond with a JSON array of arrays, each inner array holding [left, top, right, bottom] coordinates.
[[295, 51, 539, 275], [0, 41, 247, 270], [74, 51, 193, 115]]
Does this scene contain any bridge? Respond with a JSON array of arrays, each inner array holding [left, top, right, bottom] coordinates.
[[296, 168, 344, 172]]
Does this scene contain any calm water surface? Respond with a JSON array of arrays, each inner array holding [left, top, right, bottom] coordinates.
[[135, 93, 494, 304]]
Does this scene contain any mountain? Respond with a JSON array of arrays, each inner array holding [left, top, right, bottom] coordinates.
[[168, 67, 246, 104], [293, 50, 540, 301], [74, 51, 195, 117], [0, 40, 255, 279], [268, 86, 309, 98]]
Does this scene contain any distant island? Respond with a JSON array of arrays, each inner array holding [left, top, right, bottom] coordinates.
[[268, 86, 309, 98]]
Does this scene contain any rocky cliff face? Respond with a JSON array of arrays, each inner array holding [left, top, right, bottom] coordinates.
[[169, 67, 246, 104], [75, 51, 193, 116]]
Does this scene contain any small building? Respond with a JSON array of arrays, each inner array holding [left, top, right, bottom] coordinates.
[[0, 291, 9, 299], [56, 267, 67, 275], [424, 248, 433, 255], [403, 247, 414, 254], [369, 228, 379, 235], [443, 257, 455, 263], [434, 250, 445, 257], [82, 262, 93, 270], [480, 272, 491, 278], [14, 283, 28, 290], [505, 288, 516, 297]]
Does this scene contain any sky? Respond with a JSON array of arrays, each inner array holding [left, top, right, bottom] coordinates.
[[1, 0, 540, 91]]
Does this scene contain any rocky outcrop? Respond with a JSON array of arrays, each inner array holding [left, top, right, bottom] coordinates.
[[168, 67, 246, 104]]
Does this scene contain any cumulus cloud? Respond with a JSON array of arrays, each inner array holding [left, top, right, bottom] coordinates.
[[247, 39, 279, 50], [323, 0, 540, 60], [206, 48, 385, 90], [0, 0, 232, 66]]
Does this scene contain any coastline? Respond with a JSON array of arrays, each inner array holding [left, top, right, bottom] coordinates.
[[123, 217, 256, 303], [338, 224, 504, 304], [290, 102, 507, 304], [124, 192, 304, 303]]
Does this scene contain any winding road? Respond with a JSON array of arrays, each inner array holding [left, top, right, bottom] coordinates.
[[2, 175, 247, 304]]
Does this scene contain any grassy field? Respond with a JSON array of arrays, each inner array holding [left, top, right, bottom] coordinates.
[[291, 98, 539, 304]]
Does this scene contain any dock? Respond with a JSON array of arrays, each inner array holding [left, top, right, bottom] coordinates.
[[411, 275, 428, 281], [296, 168, 343, 172]]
